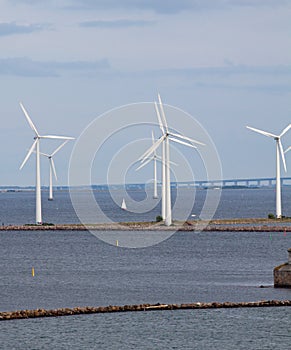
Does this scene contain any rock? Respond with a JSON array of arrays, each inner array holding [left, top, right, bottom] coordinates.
[[274, 248, 291, 288]]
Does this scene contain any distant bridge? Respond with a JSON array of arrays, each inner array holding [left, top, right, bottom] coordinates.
[[173, 177, 291, 188], [4, 177, 289, 192]]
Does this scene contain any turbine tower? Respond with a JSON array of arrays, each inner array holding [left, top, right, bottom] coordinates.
[[246, 124, 291, 218], [139, 94, 204, 226], [39, 140, 72, 201], [19, 102, 74, 224]]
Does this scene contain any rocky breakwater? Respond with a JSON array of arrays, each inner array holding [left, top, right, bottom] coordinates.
[[2, 221, 291, 232], [1, 300, 291, 321], [274, 248, 291, 288]]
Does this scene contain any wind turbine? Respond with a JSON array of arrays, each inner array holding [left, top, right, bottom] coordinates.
[[38, 140, 71, 201], [136, 131, 177, 199], [139, 94, 205, 226], [19, 102, 74, 224], [246, 124, 291, 218]]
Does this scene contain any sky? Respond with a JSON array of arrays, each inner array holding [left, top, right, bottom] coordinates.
[[0, 0, 291, 186]]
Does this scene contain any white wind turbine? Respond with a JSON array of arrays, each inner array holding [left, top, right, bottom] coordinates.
[[139, 94, 205, 226], [39, 140, 71, 201], [19, 102, 74, 224], [246, 124, 291, 218], [136, 131, 177, 199]]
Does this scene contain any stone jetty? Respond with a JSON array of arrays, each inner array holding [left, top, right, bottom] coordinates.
[[274, 248, 291, 288], [0, 300, 290, 321], [1, 219, 291, 232]]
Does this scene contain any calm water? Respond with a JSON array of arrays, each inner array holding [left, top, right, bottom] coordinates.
[[1, 186, 291, 225], [1, 308, 290, 350], [1, 188, 291, 349]]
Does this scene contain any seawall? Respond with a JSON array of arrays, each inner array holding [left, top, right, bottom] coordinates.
[[1, 300, 290, 321], [1, 222, 291, 232]]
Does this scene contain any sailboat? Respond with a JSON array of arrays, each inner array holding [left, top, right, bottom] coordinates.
[[121, 198, 127, 210]]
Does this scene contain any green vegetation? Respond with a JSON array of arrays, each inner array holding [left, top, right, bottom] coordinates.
[[268, 213, 275, 219], [156, 215, 163, 222]]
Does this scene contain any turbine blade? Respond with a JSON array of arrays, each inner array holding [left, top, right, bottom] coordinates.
[[154, 102, 165, 134], [136, 157, 153, 171], [141, 137, 164, 162], [157, 94, 168, 132], [51, 140, 69, 157], [20, 102, 39, 137], [139, 135, 165, 162], [280, 124, 291, 137], [169, 160, 178, 166], [169, 137, 197, 148], [41, 135, 75, 140], [284, 146, 291, 154], [169, 132, 205, 146], [50, 158, 58, 181], [38, 151, 50, 157], [32, 149, 49, 157], [156, 157, 177, 166], [279, 139, 287, 172], [246, 126, 277, 138], [20, 139, 37, 169]]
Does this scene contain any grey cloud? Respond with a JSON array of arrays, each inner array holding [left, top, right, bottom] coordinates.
[[190, 81, 291, 94], [1, 57, 289, 95], [0, 22, 50, 36], [133, 64, 291, 94], [9, 0, 290, 14], [69, 0, 290, 13], [80, 19, 156, 28], [152, 64, 291, 78], [49, 59, 110, 71], [0, 57, 110, 77]]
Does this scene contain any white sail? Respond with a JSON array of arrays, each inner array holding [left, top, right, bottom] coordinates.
[[121, 198, 127, 210]]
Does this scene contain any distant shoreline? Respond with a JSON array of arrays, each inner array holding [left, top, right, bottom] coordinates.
[[1, 218, 291, 232]]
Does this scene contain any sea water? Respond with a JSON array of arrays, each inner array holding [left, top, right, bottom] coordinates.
[[1, 187, 291, 225], [0, 188, 291, 349]]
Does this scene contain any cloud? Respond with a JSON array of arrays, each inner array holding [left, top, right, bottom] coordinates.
[[0, 57, 289, 94], [67, 0, 291, 13], [161, 64, 291, 77], [0, 57, 111, 77], [9, 0, 290, 14], [133, 64, 291, 94], [79, 19, 156, 28], [0, 22, 49, 36]]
